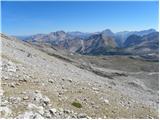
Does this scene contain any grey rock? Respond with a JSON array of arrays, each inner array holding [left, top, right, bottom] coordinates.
[[9, 97, 21, 104], [44, 110, 52, 118], [43, 96, 50, 105], [15, 82, 20, 86], [48, 79, 54, 83], [1, 100, 9, 106], [0, 89, 4, 96], [49, 108, 57, 115], [77, 113, 88, 118], [0, 106, 12, 118], [23, 96, 29, 100], [16, 111, 44, 119], [27, 53, 32, 58], [10, 83, 15, 88], [27, 103, 44, 115], [58, 108, 64, 112], [32, 91, 50, 106], [63, 109, 70, 114], [104, 99, 109, 104], [68, 79, 73, 83], [35, 90, 40, 93]]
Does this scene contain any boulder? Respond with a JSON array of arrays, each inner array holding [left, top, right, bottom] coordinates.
[[49, 108, 57, 115], [27, 103, 44, 115], [0, 106, 12, 118], [16, 111, 44, 119]]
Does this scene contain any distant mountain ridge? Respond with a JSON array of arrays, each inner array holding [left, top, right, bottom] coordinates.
[[15, 28, 158, 60], [115, 29, 156, 47]]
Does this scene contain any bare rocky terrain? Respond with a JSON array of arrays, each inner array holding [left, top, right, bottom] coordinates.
[[0, 33, 159, 119]]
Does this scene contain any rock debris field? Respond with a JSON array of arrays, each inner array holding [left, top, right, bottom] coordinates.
[[0, 34, 159, 119]]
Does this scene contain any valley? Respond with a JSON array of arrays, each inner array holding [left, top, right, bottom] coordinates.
[[0, 32, 159, 119]]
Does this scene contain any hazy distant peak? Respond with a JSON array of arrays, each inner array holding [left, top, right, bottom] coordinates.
[[116, 28, 156, 35], [50, 30, 66, 35], [102, 29, 114, 36]]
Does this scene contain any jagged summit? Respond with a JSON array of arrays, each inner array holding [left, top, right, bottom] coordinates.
[[14, 28, 158, 59], [102, 29, 115, 37]]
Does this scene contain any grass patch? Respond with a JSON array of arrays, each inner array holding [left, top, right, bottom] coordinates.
[[2, 54, 22, 64], [72, 101, 82, 108]]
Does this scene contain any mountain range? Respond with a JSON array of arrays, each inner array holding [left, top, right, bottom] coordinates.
[[16, 29, 159, 61]]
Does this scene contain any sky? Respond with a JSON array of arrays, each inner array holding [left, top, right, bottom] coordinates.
[[1, 1, 159, 35]]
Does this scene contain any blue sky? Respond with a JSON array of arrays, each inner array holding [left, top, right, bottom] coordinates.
[[1, 1, 158, 35]]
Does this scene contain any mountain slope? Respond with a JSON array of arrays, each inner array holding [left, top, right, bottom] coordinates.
[[0, 33, 159, 119], [124, 32, 159, 61], [115, 29, 156, 47]]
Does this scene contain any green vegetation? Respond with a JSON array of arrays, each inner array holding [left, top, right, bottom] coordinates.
[[72, 101, 82, 108]]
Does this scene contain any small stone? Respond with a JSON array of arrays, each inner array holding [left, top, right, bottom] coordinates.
[[58, 92, 63, 96], [21, 91, 26, 94], [43, 96, 50, 105], [71, 115, 77, 118], [63, 109, 70, 114], [2, 83, 7, 85], [78, 113, 87, 118], [9, 97, 21, 104], [108, 86, 112, 89], [17, 97, 22, 102], [48, 79, 54, 83], [19, 79, 27, 82], [27, 53, 32, 58], [87, 116, 92, 119], [10, 83, 15, 88], [44, 111, 52, 118], [23, 96, 29, 100], [37, 106, 44, 115], [33, 92, 43, 101], [35, 90, 40, 93], [83, 98, 87, 101], [27, 103, 37, 110], [8, 67, 17, 72], [91, 102, 95, 105], [61, 86, 65, 89], [95, 91, 99, 94], [92, 87, 99, 91], [3, 76, 9, 80], [104, 99, 109, 104], [111, 110, 116, 113], [49, 108, 57, 114], [0, 89, 4, 96], [142, 105, 145, 108], [59, 108, 63, 112], [15, 82, 20, 86], [103, 116, 107, 119], [68, 79, 72, 83]]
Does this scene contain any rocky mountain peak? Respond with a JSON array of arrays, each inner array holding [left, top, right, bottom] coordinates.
[[49, 31, 66, 36], [101, 29, 115, 37]]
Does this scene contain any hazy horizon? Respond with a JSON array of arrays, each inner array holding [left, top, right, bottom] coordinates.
[[4, 28, 157, 37]]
